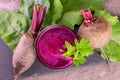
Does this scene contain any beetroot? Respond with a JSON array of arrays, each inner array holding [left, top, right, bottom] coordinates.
[[77, 10, 112, 69], [36, 25, 78, 69], [77, 10, 112, 48], [13, 32, 36, 80], [12, 4, 46, 80]]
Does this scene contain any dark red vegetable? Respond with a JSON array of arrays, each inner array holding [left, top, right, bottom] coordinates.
[[36, 25, 78, 69]]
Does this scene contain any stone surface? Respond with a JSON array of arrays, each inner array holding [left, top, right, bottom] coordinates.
[[0, 0, 19, 12], [18, 52, 107, 80], [19, 62, 120, 80], [104, 0, 120, 16], [0, 38, 13, 80]]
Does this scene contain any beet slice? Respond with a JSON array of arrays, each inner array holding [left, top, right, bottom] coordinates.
[[36, 25, 78, 69]]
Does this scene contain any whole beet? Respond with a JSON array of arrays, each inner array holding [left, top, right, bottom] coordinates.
[[77, 10, 112, 70], [77, 10, 112, 48], [13, 32, 36, 80], [12, 4, 46, 80]]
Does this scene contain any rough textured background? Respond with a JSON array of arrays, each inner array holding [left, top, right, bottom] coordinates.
[[0, 0, 19, 12], [0, 38, 13, 80], [104, 0, 120, 16], [0, 0, 120, 80], [19, 62, 120, 80]]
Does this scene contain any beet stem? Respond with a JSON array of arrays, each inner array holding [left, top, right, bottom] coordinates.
[[81, 10, 93, 20], [30, 4, 38, 37], [81, 10, 96, 26], [100, 47, 111, 71], [30, 4, 46, 37]]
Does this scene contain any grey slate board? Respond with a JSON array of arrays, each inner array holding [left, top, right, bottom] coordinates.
[[0, 38, 13, 80]]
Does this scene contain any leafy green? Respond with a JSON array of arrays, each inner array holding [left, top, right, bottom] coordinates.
[[43, 0, 104, 29], [103, 40, 120, 62], [43, 0, 63, 26], [0, 12, 31, 50], [74, 54, 86, 68], [63, 41, 76, 58], [19, 0, 34, 19], [75, 39, 93, 56], [51, 0, 63, 24], [19, 0, 104, 29], [58, 0, 104, 29], [61, 0, 104, 12], [63, 39, 94, 67], [57, 11, 83, 29], [19, 0, 50, 19], [94, 10, 120, 62]]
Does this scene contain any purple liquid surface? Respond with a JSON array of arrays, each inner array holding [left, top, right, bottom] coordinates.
[[36, 25, 78, 69]]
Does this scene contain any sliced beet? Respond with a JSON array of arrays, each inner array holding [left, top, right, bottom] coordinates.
[[36, 25, 78, 69]]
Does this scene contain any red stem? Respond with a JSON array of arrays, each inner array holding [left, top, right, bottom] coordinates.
[[37, 6, 46, 30], [30, 4, 46, 37], [81, 10, 95, 26], [30, 4, 38, 37]]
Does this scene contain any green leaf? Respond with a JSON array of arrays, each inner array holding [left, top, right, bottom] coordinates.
[[57, 0, 104, 29], [94, 10, 119, 27], [18, 0, 104, 29], [103, 40, 120, 62], [61, 0, 104, 12], [63, 39, 94, 67], [51, 0, 63, 24], [79, 39, 94, 56], [19, 0, 34, 19], [63, 41, 76, 57], [43, 0, 104, 29], [43, 0, 63, 26], [0, 12, 31, 50], [73, 54, 86, 68], [57, 11, 83, 29], [74, 39, 93, 56], [19, 0, 50, 19], [94, 10, 120, 62]]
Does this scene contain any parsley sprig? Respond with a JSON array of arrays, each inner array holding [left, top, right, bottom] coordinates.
[[63, 39, 94, 67]]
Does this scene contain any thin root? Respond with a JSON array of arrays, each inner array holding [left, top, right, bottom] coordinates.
[[100, 47, 111, 72]]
